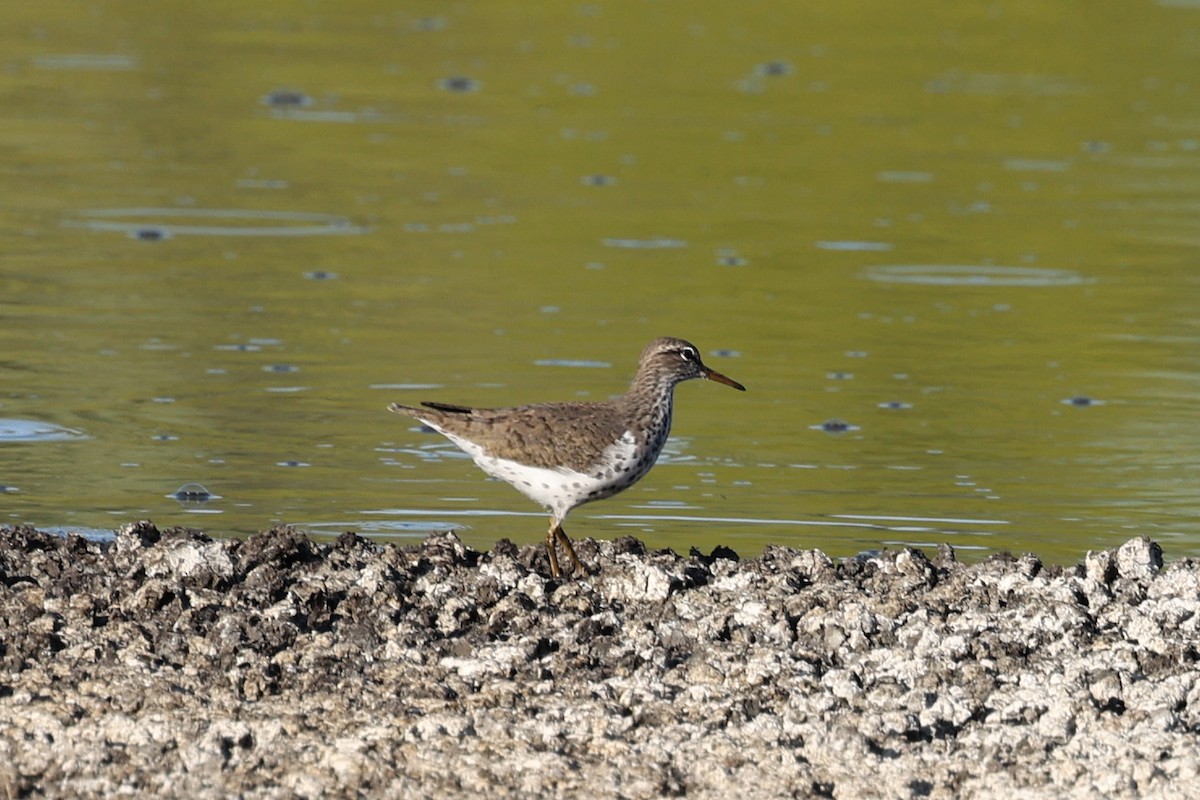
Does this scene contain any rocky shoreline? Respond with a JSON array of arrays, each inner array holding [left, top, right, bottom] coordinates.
[[1, 522, 1197, 798]]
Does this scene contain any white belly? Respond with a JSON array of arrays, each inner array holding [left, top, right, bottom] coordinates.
[[433, 426, 646, 518]]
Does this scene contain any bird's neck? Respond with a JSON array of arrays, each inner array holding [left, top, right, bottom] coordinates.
[[622, 371, 677, 440]]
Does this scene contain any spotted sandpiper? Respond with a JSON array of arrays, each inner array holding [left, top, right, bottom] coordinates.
[[388, 337, 746, 576]]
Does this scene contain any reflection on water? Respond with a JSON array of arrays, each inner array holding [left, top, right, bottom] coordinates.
[[3, 1, 1199, 563], [533, 359, 611, 369], [595, 511, 1004, 557], [65, 208, 370, 237], [0, 420, 88, 443], [817, 241, 893, 252], [32, 53, 138, 70], [865, 266, 1090, 287], [602, 237, 688, 249]]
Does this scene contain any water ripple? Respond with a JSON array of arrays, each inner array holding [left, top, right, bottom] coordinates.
[[864, 265, 1090, 287], [65, 208, 370, 237]]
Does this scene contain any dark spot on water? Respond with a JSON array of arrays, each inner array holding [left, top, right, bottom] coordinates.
[[827, 372, 853, 380], [278, 460, 309, 467], [879, 401, 912, 410], [717, 256, 748, 266], [1063, 395, 1104, 407], [581, 175, 616, 187], [304, 270, 338, 281], [0, 485, 17, 493], [816, 419, 857, 434], [756, 61, 793, 77], [130, 227, 171, 241], [152, 434, 179, 441], [439, 76, 480, 93], [263, 364, 299, 374], [262, 89, 314, 108], [171, 483, 211, 501], [711, 349, 740, 358]]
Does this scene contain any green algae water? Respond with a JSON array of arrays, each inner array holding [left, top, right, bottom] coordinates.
[[2, 2, 1199, 562]]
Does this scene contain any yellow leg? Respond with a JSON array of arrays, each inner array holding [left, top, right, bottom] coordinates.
[[545, 520, 585, 577], [553, 523, 585, 574], [545, 522, 561, 577]]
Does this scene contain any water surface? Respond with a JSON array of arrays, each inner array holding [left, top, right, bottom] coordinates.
[[3, 2, 1199, 563]]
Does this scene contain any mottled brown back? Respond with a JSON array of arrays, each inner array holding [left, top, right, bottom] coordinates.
[[388, 400, 637, 472]]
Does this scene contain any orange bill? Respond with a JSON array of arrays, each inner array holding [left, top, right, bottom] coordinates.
[[704, 367, 746, 391]]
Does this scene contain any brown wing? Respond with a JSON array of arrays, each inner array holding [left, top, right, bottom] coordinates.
[[391, 400, 630, 472]]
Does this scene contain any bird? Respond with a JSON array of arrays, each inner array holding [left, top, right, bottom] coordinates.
[[387, 336, 746, 577]]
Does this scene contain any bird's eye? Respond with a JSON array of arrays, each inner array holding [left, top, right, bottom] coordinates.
[[679, 348, 697, 362]]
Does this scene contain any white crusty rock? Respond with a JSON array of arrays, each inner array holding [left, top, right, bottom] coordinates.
[[1, 523, 1198, 799]]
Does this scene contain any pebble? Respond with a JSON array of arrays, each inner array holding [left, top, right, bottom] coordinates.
[[0, 523, 1197, 798]]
